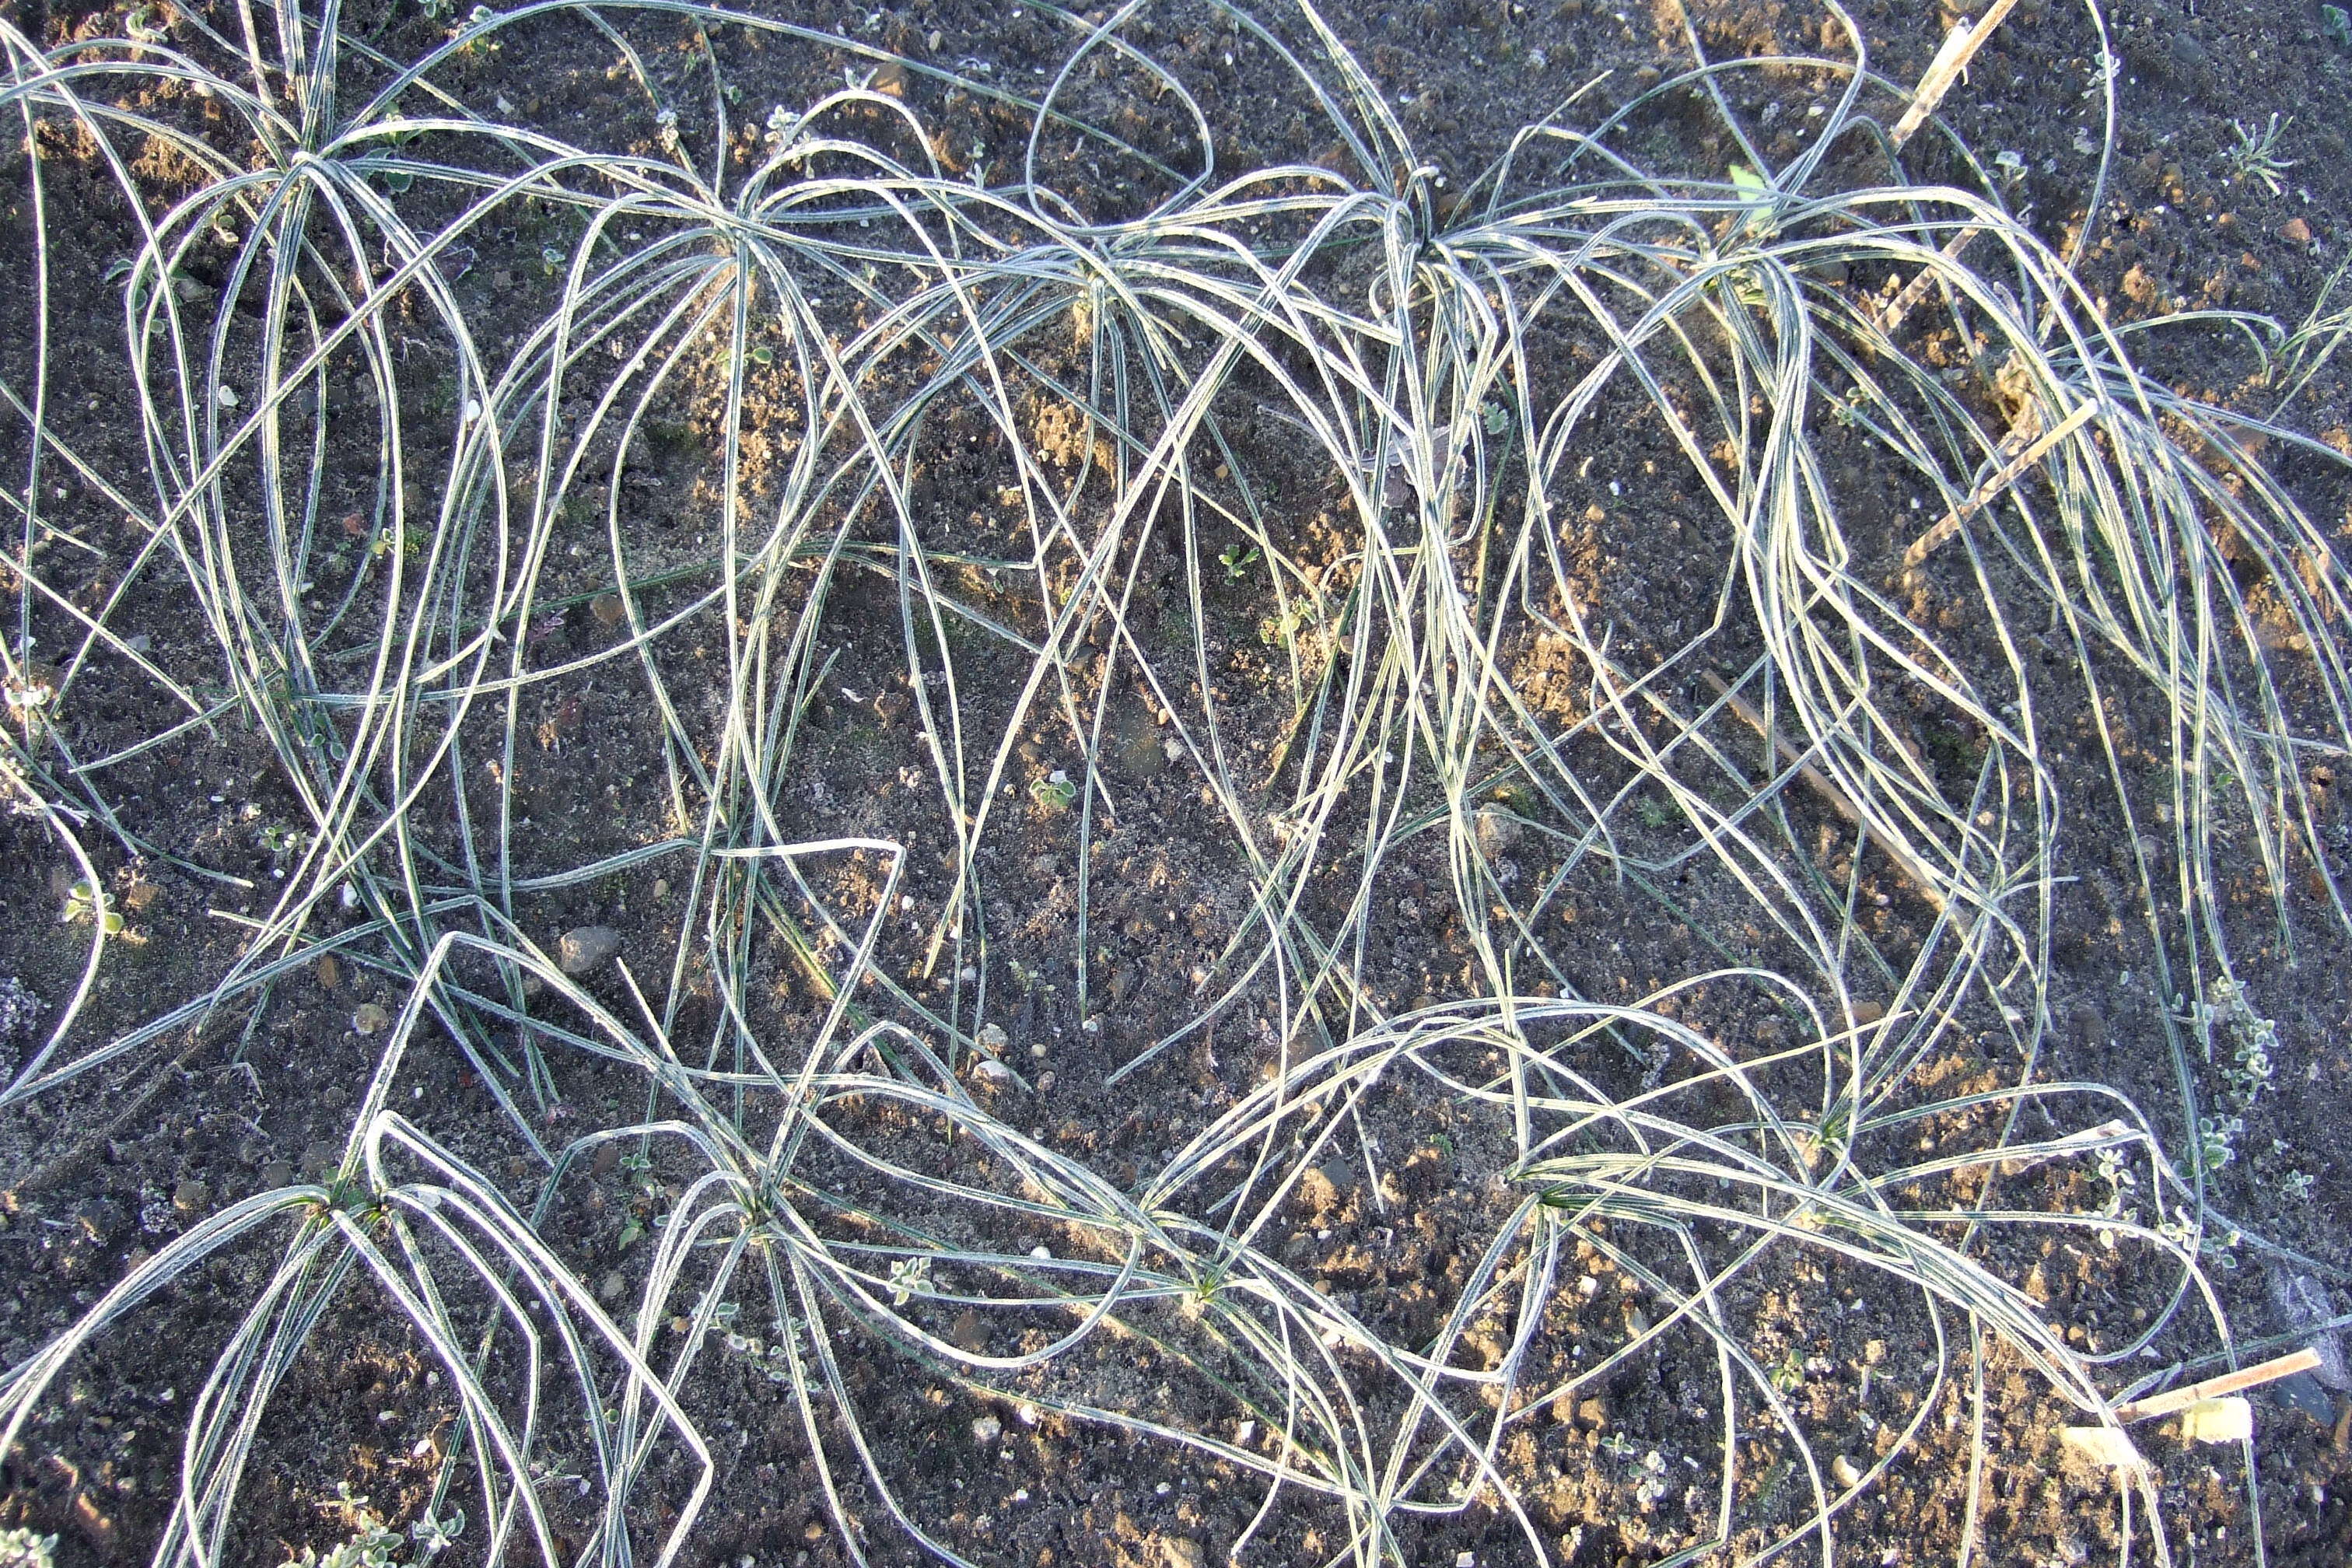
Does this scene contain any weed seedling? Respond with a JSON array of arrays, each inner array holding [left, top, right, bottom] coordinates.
[[59, 879, 123, 936], [2226, 114, 2296, 197], [1219, 541, 1261, 580]]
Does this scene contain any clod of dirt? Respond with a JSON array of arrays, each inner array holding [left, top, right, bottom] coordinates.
[[1473, 803, 1524, 857], [1156, 1539, 1205, 1568], [313, 954, 341, 990], [590, 592, 627, 628], [558, 926, 624, 975], [171, 1178, 210, 1219], [2280, 216, 2314, 247], [352, 1001, 390, 1035], [2267, 1265, 2352, 1390]]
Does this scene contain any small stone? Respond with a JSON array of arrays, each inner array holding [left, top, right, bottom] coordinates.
[[1157, 1541, 1204, 1568], [976, 1023, 1009, 1055], [590, 593, 627, 627], [172, 1178, 211, 1218], [75, 1199, 126, 1244], [2269, 1266, 2352, 1390], [1473, 803, 1525, 857], [1831, 1454, 1862, 1488], [300, 1140, 340, 1181], [971, 1415, 1002, 1443], [352, 1001, 391, 1035], [973, 1058, 1013, 1083], [314, 954, 341, 990], [1106, 701, 1166, 779], [600, 1269, 626, 1303], [872, 59, 907, 96], [803, 1522, 825, 1542], [558, 926, 623, 975], [2280, 217, 2313, 247], [261, 1160, 294, 1189]]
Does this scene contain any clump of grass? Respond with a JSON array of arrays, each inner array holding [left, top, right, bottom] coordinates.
[[2, 1, 2349, 1564]]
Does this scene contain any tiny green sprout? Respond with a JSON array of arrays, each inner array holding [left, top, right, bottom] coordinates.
[[1636, 795, 1673, 830], [887, 1253, 932, 1306], [1768, 1348, 1804, 1395], [2226, 114, 2296, 198], [2325, 5, 2350, 47], [747, 344, 773, 366], [1481, 401, 1510, 436], [1428, 1130, 1454, 1160], [61, 879, 124, 936], [0, 1528, 59, 1568], [409, 1508, 465, 1559], [1992, 149, 2026, 184], [1219, 541, 1261, 580], [1727, 162, 1777, 236], [1029, 771, 1076, 812], [541, 245, 566, 276]]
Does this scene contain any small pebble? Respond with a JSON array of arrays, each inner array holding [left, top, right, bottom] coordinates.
[[972, 1415, 1002, 1443], [590, 593, 627, 627], [557, 926, 623, 975], [352, 1001, 390, 1034]]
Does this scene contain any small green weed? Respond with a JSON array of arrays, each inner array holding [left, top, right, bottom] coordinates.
[[2226, 114, 2296, 197], [0, 1528, 58, 1568], [59, 878, 123, 936]]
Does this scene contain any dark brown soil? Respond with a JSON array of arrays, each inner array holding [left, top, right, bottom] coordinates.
[[5, 2, 2352, 1566]]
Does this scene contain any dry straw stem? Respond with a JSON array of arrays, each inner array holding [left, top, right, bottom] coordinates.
[[1889, 0, 2022, 150], [1696, 670, 1947, 911], [2112, 1348, 2322, 1423], [1902, 399, 2102, 567]]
